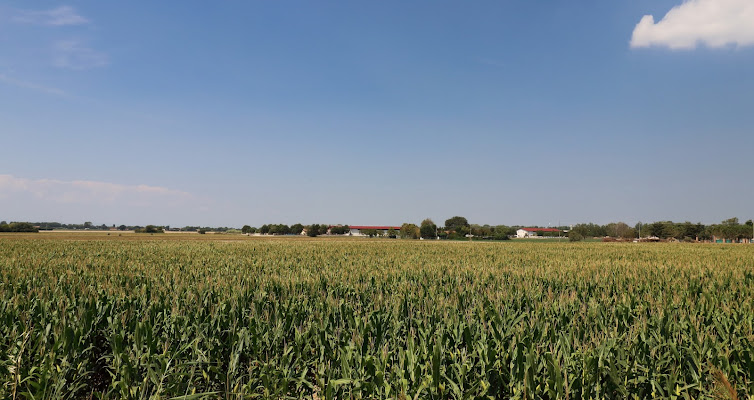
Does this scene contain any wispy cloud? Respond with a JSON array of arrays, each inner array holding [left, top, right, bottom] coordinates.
[[631, 0, 754, 49], [53, 40, 108, 70], [0, 73, 66, 96], [13, 5, 89, 26], [0, 175, 192, 206]]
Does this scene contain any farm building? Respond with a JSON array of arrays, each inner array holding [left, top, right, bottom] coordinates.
[[347, 226, 401, 236], [516, 228, 561, 238]]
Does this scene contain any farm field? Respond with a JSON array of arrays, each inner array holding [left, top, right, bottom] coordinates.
[[1, 234, 753, 399]]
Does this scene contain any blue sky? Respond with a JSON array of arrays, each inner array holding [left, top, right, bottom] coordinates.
[[1, 1, 753, 227]]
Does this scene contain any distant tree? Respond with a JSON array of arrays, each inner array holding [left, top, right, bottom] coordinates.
[[569, 231, 584, 242], [387, 228, 397, 238], [710, 218, 748, 241], [400, 223, 420, 239], [242, 225, 252, 234], [604, 222, 635, 239], [291, 223, 305, 235], [572, 223, 607, 238], [722, 217, 739, 226], [0, 222, 38, 232], [493, 225, 513, 240], [361, 228, 378, 237], [197, 229, 206, 234], [306, 224, 323, 237], [135, 225, 164, 233], [445, 216, 469, 231], [118, 225, 127, 231], [83, 222, 93, 229], [259, 224, 270, 235], [420, 219, 437, 239], [329, 225, 350, 235]]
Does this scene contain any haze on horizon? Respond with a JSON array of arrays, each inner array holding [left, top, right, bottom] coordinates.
[[1, 1, 752, 228]]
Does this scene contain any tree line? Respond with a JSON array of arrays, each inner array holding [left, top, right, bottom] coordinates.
[[569, 218, 753, 242], [0, 222, 38, 232], [4, 216, 752, 242]]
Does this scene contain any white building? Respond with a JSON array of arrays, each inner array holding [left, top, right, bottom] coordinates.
[[346, 226, 401, 237], [516, 228, 561, 238]]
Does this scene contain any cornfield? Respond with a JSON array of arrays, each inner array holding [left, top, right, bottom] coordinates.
[[1, 235, 752, 399]]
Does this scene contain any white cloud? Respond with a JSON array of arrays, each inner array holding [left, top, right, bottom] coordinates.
[[631, 0, 754, 49], [53, 40, 108, 70], [13, 6, 89, 26], [0, 175, 191, 206], [0, 73, 66, 96]]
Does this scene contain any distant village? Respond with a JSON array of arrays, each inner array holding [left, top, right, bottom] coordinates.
[[7, 216, 752, 243]]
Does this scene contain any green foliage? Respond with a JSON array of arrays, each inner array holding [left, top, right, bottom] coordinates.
[[134, 225, 164, 234], [420, 219, 437, 239], [0, 222, 38, 232], [329, 225, 350, 235], [1, 238, 753, 398], [568, 231, 585, 242], [444, 216, 469, 231], [361, 228, 379, 237], [493, 225, 515, 240], [266, 224, 290, 235], [306, 224, 325, 237], [241, 225, 252, 234], [290, 223, 305, 235], [710, 218, 753, 241], [399, 223, 420, 239], [571, 223, 607, 238]]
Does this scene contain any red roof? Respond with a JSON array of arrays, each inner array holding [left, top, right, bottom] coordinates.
[[349, 226, 401, 230], [521, 228, 561, 232]]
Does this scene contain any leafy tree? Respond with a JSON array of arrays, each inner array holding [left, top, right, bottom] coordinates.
[[242, 225, 252, 234], [387, 228, 397, 238], [420, 219, 437, 239], [269, 224, 290, 235], [493, 225, 513, 240], [259, 224, 270, 235], [710, 218, 748, 241], [569, 231, 584, 242], [329, 225, 350, 235], [291, 223, 305, 235], [135, 225, 164, 233], [0, 222, 38, 232], [470, 224, 493, 237], [306, 224, 323, 237], [361, 229, 378, 237], [604, 222, 635, 239], [571, 223, 606, 238], [400, 223, 420, 239], [445, 216, 469, 231]]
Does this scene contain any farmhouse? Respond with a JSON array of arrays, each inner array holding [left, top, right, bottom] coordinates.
[[516, 228, 561, 238], [347, 226, 401, 237]]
